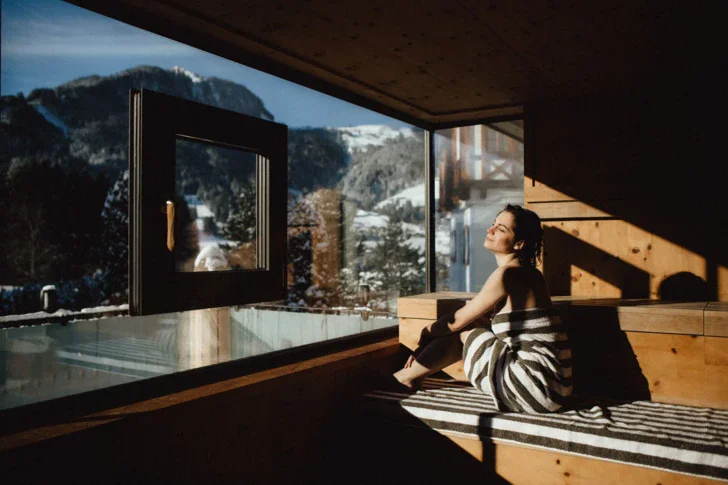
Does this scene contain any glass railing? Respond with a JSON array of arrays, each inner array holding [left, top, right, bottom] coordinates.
[[0, 306, 396, 411]]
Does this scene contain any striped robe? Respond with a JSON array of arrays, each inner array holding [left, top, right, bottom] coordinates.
[[462, 308, 572, 413]]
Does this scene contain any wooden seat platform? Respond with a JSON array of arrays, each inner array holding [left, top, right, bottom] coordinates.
[[398, 294, 728, 409], [373, 293, 728, 484], [362, 378, 728, 484]]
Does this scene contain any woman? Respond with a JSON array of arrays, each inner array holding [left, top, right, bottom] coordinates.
[[393, 204, 572, 413]]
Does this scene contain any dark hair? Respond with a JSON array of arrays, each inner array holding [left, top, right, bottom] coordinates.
[[501, 204, 544, 268]]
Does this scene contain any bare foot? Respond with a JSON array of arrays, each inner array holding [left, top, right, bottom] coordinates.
[[392, 370, 421, 391]]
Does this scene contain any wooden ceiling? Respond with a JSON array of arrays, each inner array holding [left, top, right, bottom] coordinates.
[[69, 0, 694, 129]]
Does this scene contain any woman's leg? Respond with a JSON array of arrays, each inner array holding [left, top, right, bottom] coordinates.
[[393, 332, 466, 389]]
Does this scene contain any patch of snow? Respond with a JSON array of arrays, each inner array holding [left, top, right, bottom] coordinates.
[[374, 180, 438, 210], [352, 209, 389, 230], [172, 66, 205, 83], [184, 195, 214, 218], [0, 304, 129, 325], [375, 183, 424, 209], [335, 125, 416, 153], [406, 236, 426, 253], [79, 304, 129, 313], [402, 221, 425, 236], [29, 103, 69, 137], [0, 308, 75, 323]]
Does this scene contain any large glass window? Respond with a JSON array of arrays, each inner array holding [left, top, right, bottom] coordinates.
[[0, 0, 425, 409], [0, 0, 426, 319], [434, 122, 524, 292]]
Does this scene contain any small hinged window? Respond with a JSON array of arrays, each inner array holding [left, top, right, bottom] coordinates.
[[129, 88, 287, 315]]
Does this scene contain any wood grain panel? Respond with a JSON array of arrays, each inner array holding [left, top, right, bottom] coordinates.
[[397, 292, 473, 319], [705, 336, 728, 366], [612, 304, 704, 334], [524, 178, 646, 204], [526, 200, 613, 220], [627, 333, 728, 409], [706, 302, 728, 337], [720, 266, 728, 302], [542, 221, 707, 300], [561, 301, 706, 335], [524, 176, 575, 202]]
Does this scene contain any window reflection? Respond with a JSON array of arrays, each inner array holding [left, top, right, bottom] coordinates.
[[435, 122, 525, 292], [174, 138, 258, 272]]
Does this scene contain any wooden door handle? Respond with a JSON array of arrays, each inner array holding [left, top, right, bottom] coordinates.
[[166, 201, 175, 251]]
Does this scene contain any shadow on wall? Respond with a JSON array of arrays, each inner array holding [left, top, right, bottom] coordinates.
[[658, 272, 710, 302], [528, 85, 723, 300], [542, 226, 651, 299], [560, 305, 651, 402]]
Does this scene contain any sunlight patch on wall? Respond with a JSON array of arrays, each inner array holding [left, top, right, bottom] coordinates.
[[546, 220, 706, 299], [570, 264, 621, 298]]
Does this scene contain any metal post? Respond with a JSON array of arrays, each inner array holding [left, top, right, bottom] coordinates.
[[425, 129, 436, 293]]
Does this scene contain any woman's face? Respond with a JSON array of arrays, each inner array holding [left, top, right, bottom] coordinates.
[[484, 211, 518, 254]]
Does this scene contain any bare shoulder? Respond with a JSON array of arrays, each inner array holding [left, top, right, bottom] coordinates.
[[500, 264, 532, 282], [485, 265, 515, 285], [502, 266, 549, 297]]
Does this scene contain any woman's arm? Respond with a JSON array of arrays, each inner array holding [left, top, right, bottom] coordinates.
[[422, 267, 509, 340]]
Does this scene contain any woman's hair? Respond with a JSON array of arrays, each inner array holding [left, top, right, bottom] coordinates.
[[501, 204, 544, 268]]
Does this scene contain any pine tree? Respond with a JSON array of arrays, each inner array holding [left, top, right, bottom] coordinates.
[[367, 213, 425, 310], [100, 170, 129, 300], [221, 180, 256, 246], [2, 157, 108, 283]]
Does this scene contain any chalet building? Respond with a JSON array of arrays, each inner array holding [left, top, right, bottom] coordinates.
[[1, 1, 725, 484]]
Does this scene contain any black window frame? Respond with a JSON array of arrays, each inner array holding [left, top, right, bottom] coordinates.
[[129, 88, 287, 316]]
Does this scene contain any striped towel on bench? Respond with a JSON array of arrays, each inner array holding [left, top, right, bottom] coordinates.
[[364, 378, 728, 482]]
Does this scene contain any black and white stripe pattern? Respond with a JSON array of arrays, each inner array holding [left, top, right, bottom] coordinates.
[[462, 308, 572, 413], [364, 379, 728, 482]]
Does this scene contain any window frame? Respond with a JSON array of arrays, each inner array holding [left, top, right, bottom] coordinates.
[[129, 88, 288, 316]]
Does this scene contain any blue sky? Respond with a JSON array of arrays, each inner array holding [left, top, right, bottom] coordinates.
[[0, 0, 411, 129]]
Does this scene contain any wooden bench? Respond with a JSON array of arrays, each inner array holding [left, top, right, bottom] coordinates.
[[399, 293, 728, 409], [361, 293, 728, 484]]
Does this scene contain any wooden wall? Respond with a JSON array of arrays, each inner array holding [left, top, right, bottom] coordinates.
[[525, 87, 725, 301]]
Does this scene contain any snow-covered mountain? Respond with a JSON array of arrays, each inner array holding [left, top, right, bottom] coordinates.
[[334, 125, 416, 153], [1, 65, 276, 184], [172, 65, 205, 83], [29, 103, 69, 137]]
